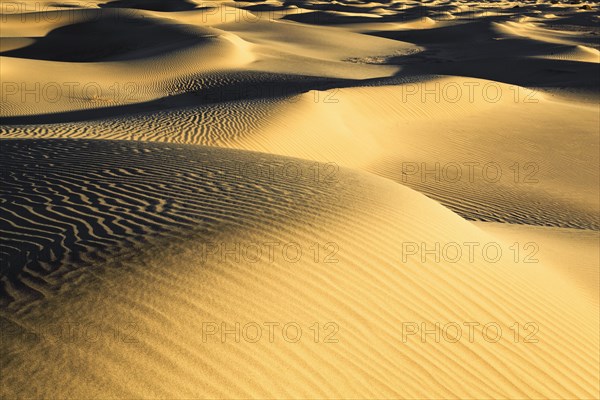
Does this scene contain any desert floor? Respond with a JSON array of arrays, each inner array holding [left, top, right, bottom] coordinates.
[[1, 0, 599, 398]]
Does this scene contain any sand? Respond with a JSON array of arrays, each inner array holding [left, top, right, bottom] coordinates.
[[1, 0, 598, 398]]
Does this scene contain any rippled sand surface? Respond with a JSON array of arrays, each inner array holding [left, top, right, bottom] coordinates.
[[1, 0, 598, 398]]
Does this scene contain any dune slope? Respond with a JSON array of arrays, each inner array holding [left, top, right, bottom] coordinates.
[[1, 139, 598, 399]]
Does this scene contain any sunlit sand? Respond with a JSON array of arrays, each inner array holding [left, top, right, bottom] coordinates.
[[1, 0, 598, 398]]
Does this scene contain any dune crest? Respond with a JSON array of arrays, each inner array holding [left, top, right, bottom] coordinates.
[[2, 140, 598, 399]]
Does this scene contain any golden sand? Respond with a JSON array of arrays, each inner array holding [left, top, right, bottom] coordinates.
[[1, 0, 598, 398]]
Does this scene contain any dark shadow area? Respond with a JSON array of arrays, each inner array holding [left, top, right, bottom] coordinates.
[[281, 5, 433, 25], [367, 16, 600, 91], [0, 72, 363, 125], [100, 0, 198, 12], [0, 14, 204, 62]]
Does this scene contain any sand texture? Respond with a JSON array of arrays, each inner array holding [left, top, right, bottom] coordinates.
[[1, 0, 598, 398]]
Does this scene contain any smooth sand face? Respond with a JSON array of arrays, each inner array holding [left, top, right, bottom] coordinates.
[[1, 0, 598, 398]]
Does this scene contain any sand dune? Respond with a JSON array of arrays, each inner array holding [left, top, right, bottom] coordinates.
[[1, 139, 598, 399], [1, 0, 599, 398], [477, 221, 599, 303], [3, 77, 597, 229]]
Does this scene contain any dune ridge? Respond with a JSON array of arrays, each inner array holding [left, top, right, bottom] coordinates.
[[3, 77, 597, 229], [1, 139, 598, 399]]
